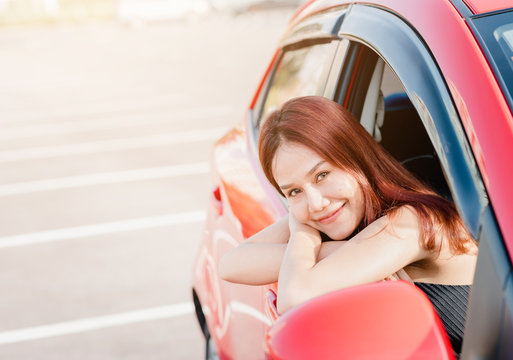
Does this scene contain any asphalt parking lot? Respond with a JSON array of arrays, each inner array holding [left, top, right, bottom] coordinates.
[[0, 8, 293, 359]]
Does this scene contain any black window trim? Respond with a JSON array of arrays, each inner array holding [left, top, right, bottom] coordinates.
[[278, 5, 349, 49]]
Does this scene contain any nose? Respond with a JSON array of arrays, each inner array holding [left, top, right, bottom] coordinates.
[[305, 185, 330, 213]]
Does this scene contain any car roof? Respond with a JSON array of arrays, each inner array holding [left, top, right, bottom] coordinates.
[[463, 0, 513, 15], [293, 0, 513, 23]]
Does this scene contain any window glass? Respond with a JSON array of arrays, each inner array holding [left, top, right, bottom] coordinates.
[[381, 63, 450, 197], [495, 23, 513, 64], [378, 64, 437, 162], [381, 65, 405, 97], [257, 41, 338, 128]]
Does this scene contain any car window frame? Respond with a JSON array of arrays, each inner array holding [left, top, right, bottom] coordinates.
[[332, 3, 488, 239]]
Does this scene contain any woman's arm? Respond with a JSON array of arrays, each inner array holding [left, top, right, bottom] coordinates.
[[218, 215, 289, 285], [277, 206, 430, 313], [218, 215, 346, 285]]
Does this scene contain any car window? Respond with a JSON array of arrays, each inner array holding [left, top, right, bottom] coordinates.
[[336, 4, 489, 237], [378, 63, 452, 198], [256, 41, 339, 128], [338, 43, 452, 199]]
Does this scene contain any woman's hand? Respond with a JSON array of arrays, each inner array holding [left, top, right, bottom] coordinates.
[[278, 213, 323, 313], [288, 212, 321, 244], [278, 206, 429, 313]]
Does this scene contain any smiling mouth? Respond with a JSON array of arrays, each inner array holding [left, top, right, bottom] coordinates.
[[317, 204, 344, 225]]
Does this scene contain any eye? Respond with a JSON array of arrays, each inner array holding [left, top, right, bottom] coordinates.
[[316, 171, 329, 182], [288, 188, 301, 197]]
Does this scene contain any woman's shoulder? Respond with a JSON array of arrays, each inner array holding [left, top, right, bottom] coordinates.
[[388, 203, 420, 219], [381, 204, 422, 236], [385, 204, 442, 249], [353, 205, 429, 259]]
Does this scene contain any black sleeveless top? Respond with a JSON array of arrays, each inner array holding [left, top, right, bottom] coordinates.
[[415, 282, 471, 355]]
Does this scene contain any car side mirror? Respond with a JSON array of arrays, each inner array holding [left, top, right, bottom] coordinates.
[[265, 280, 455, 360]]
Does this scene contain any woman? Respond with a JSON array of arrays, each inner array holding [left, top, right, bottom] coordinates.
[[219, 96, 477, 353]]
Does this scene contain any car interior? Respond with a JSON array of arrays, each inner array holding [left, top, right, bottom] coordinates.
[[347, 47, 452, 200]]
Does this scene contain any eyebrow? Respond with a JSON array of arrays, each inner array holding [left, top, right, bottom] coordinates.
[[279, 160, 326, 191]]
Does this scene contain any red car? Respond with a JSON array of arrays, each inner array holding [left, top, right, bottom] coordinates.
[[192, 0, 513, 358]]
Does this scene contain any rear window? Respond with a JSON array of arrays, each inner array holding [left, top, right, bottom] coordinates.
[[256, 41, 338, 128]]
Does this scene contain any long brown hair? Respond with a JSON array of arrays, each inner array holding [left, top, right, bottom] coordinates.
[[258, 96, 472, 254]]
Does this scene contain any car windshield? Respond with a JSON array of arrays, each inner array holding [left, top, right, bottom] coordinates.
[[470, 9, 513, 112]]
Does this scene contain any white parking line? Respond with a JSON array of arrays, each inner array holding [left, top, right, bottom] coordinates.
[[0, 105, 232, 139], [0, 162, 209, 196], [0, 92, 189, 126], [0, 210, 206, 249], [0, 302, 194, 345], [231, 301, 272, 326], [0, 127, 225, 162]]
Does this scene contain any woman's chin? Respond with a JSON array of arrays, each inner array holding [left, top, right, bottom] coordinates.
[[323, 229, 350, 241], [311, 220, 356, 240], [322, 223, 358, 240]]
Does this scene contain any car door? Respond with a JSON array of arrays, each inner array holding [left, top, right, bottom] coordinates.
[[322, 4, 513, 358], [263, 3, 511, 359]]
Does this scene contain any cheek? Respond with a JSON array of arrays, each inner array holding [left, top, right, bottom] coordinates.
[[334, 177, 366, 217], [343, 177, 362, 199], [353, 186, 366, 220], [331, 180, 356, 198]]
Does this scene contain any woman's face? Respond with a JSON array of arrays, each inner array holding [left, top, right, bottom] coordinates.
[[272, 142, 365, 240]]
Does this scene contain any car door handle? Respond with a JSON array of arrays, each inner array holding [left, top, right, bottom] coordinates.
[[211, 186, 223, 215], [266, 288, 279, 323]]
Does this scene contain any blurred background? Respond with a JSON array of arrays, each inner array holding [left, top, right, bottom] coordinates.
[[0, 0, 304, 358]]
